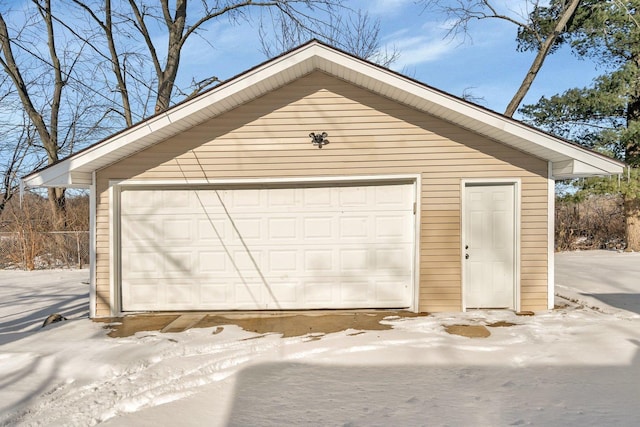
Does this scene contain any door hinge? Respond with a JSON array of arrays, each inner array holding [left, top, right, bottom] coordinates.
[[413, 202, 416, 215]]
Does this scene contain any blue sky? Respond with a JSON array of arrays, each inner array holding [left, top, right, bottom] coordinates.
[[175, 0, 602, 118], [1, 0, 602, 118]]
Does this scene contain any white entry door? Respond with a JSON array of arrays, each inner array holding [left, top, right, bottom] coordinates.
[[463, 183, 516, 309], [119, 183, 415, 311]]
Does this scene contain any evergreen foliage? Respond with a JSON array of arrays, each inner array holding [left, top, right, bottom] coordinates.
[[518, 0, 640, 249]]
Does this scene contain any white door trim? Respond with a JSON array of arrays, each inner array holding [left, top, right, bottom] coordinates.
[[111, 174, 420, 188], [110, 175, 421, 314], [109, 184, 122, 316], [461, 179, 521, 312]]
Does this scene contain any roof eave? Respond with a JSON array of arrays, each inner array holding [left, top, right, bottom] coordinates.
[[552, 159, 624, 179], [22, 40, 626, 188]]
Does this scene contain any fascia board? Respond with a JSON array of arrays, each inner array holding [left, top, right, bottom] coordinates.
[[552, 159, 623, 178], [23, 41, 624, 188], [314, 46, 625, 175], [502, 123, 625, 174], [552, 160, 576, 178], [22, 169, 90, 188], [23, 163, 72, 187], [25, 45, 320, 187]]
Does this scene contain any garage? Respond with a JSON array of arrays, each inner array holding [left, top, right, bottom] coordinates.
[[23, 41, 626, 317], [119, 181, 416, 311]]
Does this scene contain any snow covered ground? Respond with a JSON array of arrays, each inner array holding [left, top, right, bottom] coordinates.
[[1, 251, 639, 426]]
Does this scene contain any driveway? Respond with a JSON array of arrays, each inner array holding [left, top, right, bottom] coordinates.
[[555, 250, 640, 315]]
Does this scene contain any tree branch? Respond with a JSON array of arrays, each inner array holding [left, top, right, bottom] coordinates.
[[0, 12, 52, 155], [504, 0, 582, 117]]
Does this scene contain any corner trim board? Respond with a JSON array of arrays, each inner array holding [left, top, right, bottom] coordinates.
[[548, 162, 555, 310]]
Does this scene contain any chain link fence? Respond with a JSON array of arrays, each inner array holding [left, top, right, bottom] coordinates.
[[0, 231, 89, 270]]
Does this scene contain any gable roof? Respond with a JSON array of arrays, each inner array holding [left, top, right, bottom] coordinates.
[[23, 39, 624, 188]]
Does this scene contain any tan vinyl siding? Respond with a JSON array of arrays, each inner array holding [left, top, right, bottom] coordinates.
[[94, 71, 549, 316]]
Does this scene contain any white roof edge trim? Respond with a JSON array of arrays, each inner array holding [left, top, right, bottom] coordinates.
[[311, 46, 625, 175], [23, 41, 625, 188], [22, 167, 94, 187], [501, 123, 624, 172], [23, 168, 71, 187], [552, 159, 624, 179], [23, 43, 323, 187]]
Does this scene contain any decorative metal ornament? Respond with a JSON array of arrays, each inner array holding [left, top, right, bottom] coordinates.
[[309, 132, 329, 149]]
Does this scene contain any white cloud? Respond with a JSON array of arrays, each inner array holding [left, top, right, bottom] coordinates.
[[360, 0, 414, 16], [390, 36, 455, 69], [382, 19, 465, 69]]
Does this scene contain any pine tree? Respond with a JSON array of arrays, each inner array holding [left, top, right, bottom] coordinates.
[[520, 0, 640, 250]]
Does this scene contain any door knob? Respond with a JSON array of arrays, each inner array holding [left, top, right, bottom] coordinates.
[[465, 254, 469, 259]]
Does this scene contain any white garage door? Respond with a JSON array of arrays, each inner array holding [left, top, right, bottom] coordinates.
[[119, 183, 415, 311]]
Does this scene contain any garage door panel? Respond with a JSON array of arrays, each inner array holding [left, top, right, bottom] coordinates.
[[235, 281, 265, 306], [230, 249, 262, 271], [121, 249, 161, 276], [267, 188, 297, 207], [271, 282, 299, 303], [374, 247, 412, 272], [339, 248, 370, 271], [164, 190, 189, 208], [339, 186, 367, 206], [164, 251, 193, 276], [375, 185, 412, 207], [198, 251, 227, 272], [122, 218, 158, 243], [200, 284, 228, 304], [231, 189, 261, 208], [127, 190, 158, 211], [267, 217, 297, 240], [163, 219, 193, 242], [375, 215, 412, 239], [231, 218, 263, 241], [196, 190, 224, 209], [302, 187, 332, 207], [339, 216, 369, 238], [198, 219, 226, 241], [340, 280, 372, 303], [166, 283, 195, 305], [121, 281, 156, 309], [268, 250, 297, 274], [303, 217, 333, 239], [120, 183, 415, 311], [375, 279, 410, 304], [304, 281, 333, 304], [303, 249, 334, 272]]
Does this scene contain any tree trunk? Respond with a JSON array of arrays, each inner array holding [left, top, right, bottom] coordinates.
[[623, 54, 640, 251], [48, 187, 67, 230], [504, 0, 582, 117], [624, 195, 640, 251], [72, 0, 134, 127], [1, 4, 67, 226], [154, 0, 186, 113]]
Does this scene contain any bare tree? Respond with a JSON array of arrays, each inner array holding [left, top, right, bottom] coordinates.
[[70, 0, 137, 127], [260, 8, 400, 67], [66, 0, 391, 123], [0, 0, 116, 226], [1, 0, 396, 228], [0, 1, 68, 226], [420, 0, 581, 116], [123, 0, 365, 114], [504, 0, 581, 116], [0, 116, 35, 217]]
